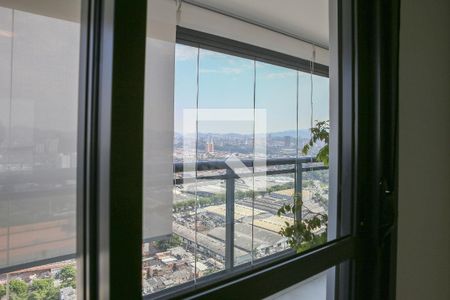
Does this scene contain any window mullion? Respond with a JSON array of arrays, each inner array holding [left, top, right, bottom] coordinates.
[[78, 0, 148, 298]]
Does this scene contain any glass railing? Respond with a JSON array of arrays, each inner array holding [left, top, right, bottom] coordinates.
[[142, 157, 329, 296]]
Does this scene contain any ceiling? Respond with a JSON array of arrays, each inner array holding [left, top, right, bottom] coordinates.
[[186, 0, 329, 48], [0, 0, 329, 48]]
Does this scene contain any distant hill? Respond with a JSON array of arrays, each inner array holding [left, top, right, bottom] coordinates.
[[269, 129, 311, 139], [175, 129, 311, 139]]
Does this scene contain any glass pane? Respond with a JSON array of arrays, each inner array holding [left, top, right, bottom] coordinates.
[[252, 173, 295, 260], [0, 3, 80, 299], [252, 62, 297, 261], [190, 179, 227, 276], [256, 62, 297, 159], [198, 48, 255, 271]]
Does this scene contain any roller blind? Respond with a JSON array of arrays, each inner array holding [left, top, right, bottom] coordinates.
[[143, 0, 177, 241], [0, 5, 80, 269]]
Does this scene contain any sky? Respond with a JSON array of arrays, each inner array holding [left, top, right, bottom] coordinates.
[[174, 44, 329, 134]]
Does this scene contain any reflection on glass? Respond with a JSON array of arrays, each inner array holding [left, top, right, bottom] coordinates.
[[0, 4, 80, 299]]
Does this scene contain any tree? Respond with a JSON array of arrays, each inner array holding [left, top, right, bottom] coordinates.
[[155, 234, 182, 251], [278, 120, 330, 252], [277, 192, 328, 253], [0, 284, 6, 298], [302, 120, 330, 165], [8, 279, 28, 300], [57, 265, 76, 289], [29, 278, 59, 300]]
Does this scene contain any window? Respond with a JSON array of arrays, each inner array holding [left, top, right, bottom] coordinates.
[[142, 7, 332, 295], [98, 0, 399, 298], [0, 0, 401, 299], [0, 3, 80, 300]]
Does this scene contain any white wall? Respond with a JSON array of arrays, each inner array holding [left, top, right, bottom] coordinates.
[[264, 271, 328, 300], [397, 0, 450, 299]]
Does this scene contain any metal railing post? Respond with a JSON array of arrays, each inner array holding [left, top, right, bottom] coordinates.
[[295, 161, 303, 221], [225, 168, 235, 269]]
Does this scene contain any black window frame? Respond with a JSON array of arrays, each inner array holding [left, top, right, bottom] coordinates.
[[75, 0, 400, 299]]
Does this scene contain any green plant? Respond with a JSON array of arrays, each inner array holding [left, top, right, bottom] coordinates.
[[155, 234, 182, 251], [302, 120, 329, 165], [57, 265, 76, 289], [277, 192, 328, 253], [8, 279, 28, 300], [278, 120, 330, 252], [8, 279, 28, 299], [29, 278, 59, 300], [0, 284, 6, 298]]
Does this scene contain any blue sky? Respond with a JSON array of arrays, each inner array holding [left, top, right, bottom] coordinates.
[[174, 44, 329, 134]]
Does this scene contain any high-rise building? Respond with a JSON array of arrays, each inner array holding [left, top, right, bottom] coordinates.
[[206, 137, 215, 153]]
